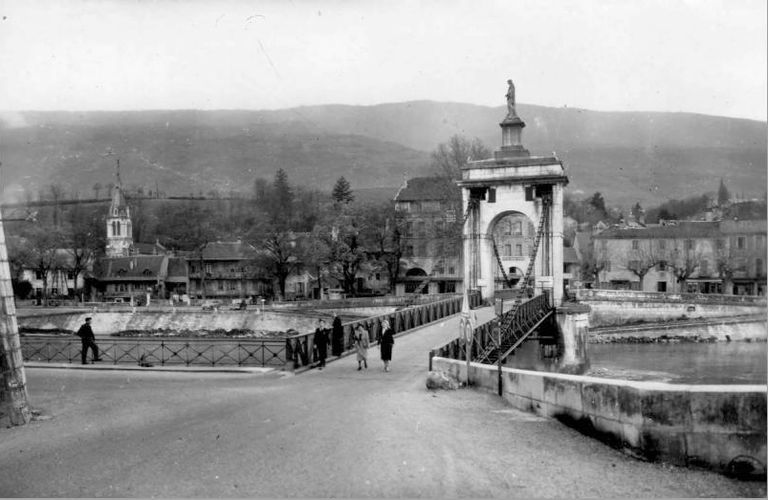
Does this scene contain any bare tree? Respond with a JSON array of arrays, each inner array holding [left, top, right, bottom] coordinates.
[[14, 226, 65, 305], [669, 241, 701, 293], [431, 135, 490, 180], [625, 240, 658, 290]]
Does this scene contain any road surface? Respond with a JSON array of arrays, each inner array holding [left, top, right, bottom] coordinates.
[[1, 309, 764, 497]]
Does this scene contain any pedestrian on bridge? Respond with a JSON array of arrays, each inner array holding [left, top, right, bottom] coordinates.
[[76, 317, 102, 365], [331, 313, 344, 357], [313, 319, 329, 369], [380, 319, 394, 372], [354, 324, 369, 371]]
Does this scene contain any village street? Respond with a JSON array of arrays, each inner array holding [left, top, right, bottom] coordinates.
[[0, 312, 764, 498]]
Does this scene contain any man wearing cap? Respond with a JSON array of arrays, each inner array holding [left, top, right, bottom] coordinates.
[[76, 317, 102, 365]]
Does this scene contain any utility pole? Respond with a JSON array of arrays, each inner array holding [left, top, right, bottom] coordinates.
[[0, 161, 32, 426]]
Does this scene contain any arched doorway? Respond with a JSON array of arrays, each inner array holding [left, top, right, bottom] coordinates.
[[404, 267, 429, 293]]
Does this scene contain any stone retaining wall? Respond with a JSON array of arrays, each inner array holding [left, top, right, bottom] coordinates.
[[432, 357, 767, 477], [590, 315, 767, 343], [18, 310, 330, 336], [581, 300, 763, 327]]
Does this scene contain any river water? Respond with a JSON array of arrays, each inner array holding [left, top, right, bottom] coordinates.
[[588, 342, 767, 385]]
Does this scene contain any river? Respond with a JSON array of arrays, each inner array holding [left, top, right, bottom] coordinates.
[[588, 341, 767, 385]]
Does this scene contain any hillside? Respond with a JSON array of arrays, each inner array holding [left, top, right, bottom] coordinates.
[[0, 103, 764, 208]]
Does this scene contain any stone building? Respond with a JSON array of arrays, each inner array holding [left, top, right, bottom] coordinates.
[[590, 219, 766, 295], [393, 176, 464, 295], [186, 241, 271, 300]]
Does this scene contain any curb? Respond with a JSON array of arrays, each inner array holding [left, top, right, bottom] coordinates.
[[23, 361, 275, 375]]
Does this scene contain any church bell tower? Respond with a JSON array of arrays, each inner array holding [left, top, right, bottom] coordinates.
[[105, 159, 133, 258]]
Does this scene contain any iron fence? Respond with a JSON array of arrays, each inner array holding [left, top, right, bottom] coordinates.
[[21, 337, 288, 368], [286, 292, 482, 370]]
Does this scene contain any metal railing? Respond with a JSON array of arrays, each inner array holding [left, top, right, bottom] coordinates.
[[286, 292, 482, 370], [21, 336, 287, 368], [430, 293, 552, 367], [21, 292, 482, 370]]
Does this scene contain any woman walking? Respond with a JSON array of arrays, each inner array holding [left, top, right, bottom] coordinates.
[[354, 324, 369, 371], [380, 319, 394, 372]]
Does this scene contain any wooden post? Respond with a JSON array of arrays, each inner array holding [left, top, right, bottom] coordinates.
[[0, 213, 31, 426]]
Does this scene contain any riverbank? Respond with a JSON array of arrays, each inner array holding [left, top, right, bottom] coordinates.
[[589, 314, 766, 344]]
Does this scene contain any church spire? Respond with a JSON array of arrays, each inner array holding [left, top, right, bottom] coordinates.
[[105, 155, 132, 257]]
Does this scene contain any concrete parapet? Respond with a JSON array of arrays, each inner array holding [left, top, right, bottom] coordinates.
[[575, 289, 767, 307], [433, 357, 767, 477]]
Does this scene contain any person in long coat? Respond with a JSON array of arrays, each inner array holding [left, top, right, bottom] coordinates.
[[354, 324, 369, 371], [379, 319, 395, 372], [313, 319, 330, 369], [76, 317, 102, 365], [331, 313, 344, 357]]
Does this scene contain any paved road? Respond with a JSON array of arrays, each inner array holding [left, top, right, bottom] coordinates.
[[1, 309, 764, 498]]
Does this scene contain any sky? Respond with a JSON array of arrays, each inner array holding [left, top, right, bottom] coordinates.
[[0, 0, 766, 121]]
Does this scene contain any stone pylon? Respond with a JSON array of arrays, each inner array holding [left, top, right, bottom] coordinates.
[[0, 213, 31, 426]]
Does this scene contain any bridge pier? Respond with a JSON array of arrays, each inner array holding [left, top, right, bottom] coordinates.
[[552, 303, 590, 374]]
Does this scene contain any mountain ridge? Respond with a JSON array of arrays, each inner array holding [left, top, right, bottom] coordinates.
[[0, 102, 764, 208]]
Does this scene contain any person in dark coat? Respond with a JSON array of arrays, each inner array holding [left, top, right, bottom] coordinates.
[[331, 313, 344, 357], [313, 319, 330, 369], [76, 317, 102, 365], [379, 319, 395, 372]]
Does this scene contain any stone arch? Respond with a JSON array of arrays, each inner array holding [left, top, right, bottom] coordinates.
[[487, 210, 536, 289], [405, 267, 427, 277]]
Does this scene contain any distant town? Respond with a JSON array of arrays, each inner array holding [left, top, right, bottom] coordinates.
[[3, 143, 765, 307]]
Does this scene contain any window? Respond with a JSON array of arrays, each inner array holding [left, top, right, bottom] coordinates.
[[657, 260, 667, 271], [512, 221, 522, 236], [603, 260, 612, 272], [218, 281, 224, 291], [406, 222, 413, 236], [632, 240, 639, 250], [737, 236, 746, 249], [448, 266, 455, 275], [67, 271, 75, 280], [658, 240, 666, 250], [503, 244, 512, 257], [435, 220, 444, 233], [657, 281, 667, 292], [628, 260, 640, 271], [757, 259, 764, 276], [700, 260, 708, 276], [375, 273, 381, 280], [716, 239, 725, 250], [51, 287, 58, 296], [405, 245, 413, 257], [35, 271, 43, 280], [756, 235, 765, 247], [503, 222, 511, 236], [684, 239, 693, 251], [417, 221, 426, 237], [417, 243, 427, 256], [515, 244, 523, 256]]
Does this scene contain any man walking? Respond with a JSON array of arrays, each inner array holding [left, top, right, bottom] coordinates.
[[76, 317, 102, 364]]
